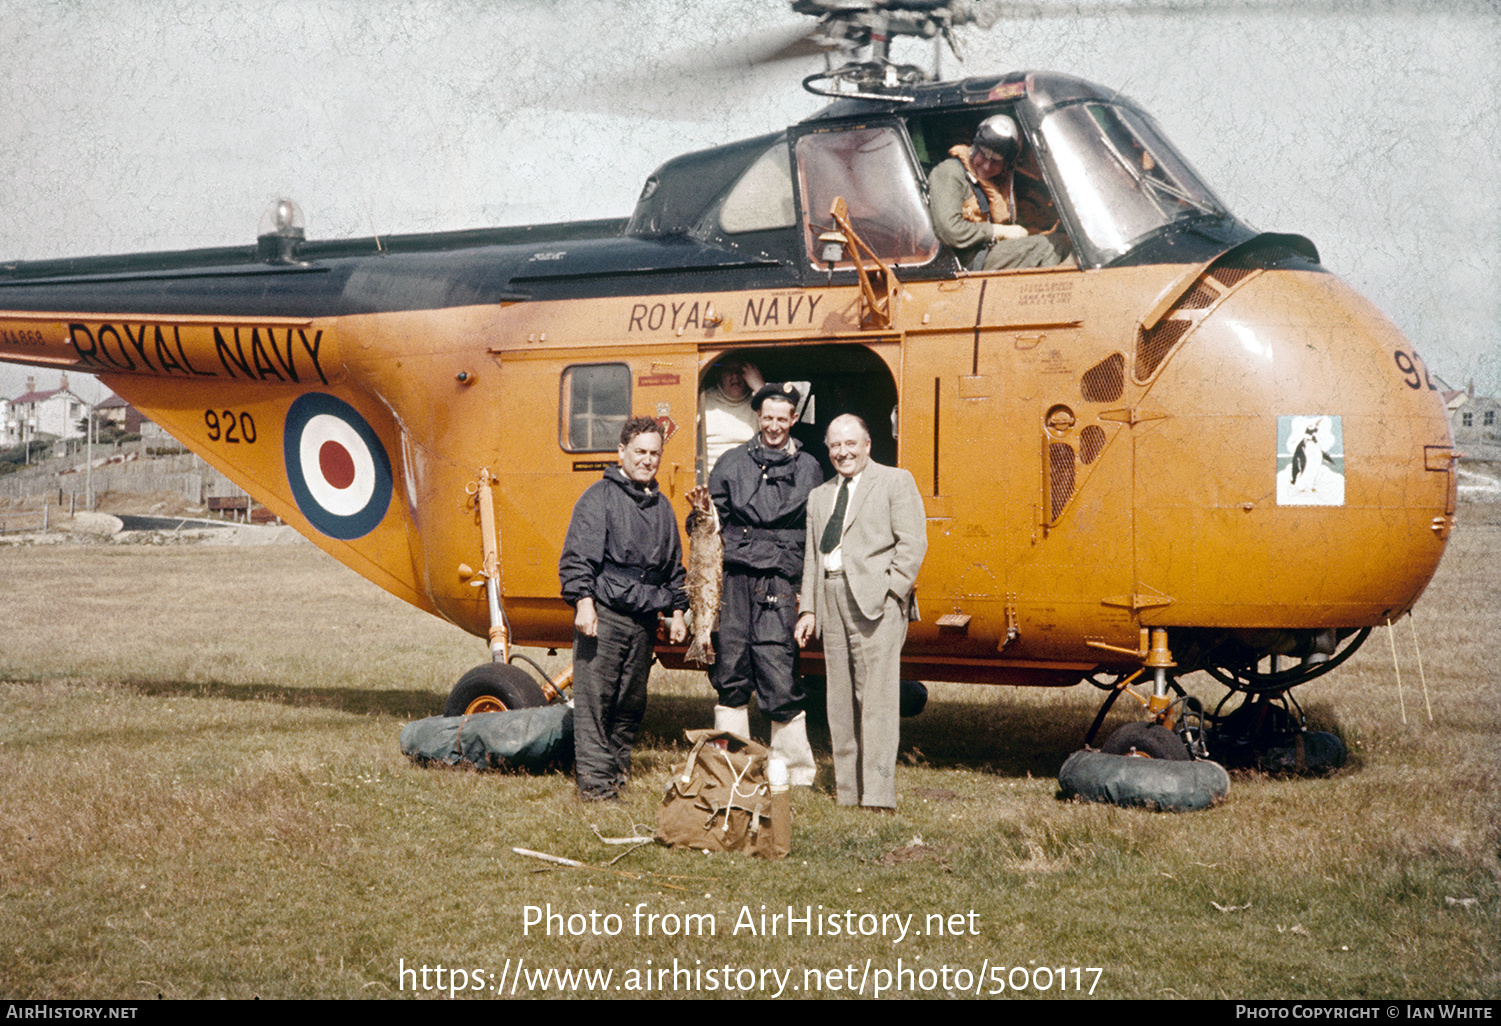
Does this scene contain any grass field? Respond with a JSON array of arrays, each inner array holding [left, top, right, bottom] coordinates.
[[0, 522, 1496, 1000]]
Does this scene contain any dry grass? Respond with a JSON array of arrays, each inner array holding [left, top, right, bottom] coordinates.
[[0, 521, 1496, 999]]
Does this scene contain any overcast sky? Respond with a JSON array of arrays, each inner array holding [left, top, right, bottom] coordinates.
[[1, 0, 1496, 401]]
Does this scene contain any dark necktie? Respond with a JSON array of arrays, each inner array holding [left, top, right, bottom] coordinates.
[[820, 477, 850, 554]]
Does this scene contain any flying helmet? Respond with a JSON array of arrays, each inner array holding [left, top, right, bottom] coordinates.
[[972, 114, 1022, 165]]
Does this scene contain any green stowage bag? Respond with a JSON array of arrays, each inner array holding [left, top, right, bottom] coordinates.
[[400, 706, 574, 772]]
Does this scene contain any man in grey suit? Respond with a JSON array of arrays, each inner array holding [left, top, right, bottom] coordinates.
[[794, 414, 928, 811]]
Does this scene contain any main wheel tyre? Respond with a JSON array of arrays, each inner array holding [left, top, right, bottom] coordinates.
[[444, 663, 548, 717], [1100, 721, 1191, 761], [899, 679, 928, 718]]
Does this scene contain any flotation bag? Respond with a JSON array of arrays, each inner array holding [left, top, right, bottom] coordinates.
[[1059, 749, 1230, 812], [400, 705, 574, 772]]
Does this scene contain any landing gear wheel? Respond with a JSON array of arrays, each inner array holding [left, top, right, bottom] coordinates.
[[444, 663, 548, 717], [1100, 722, 1191, 761], [1208, 692, 1348, 773], [899, 679, 928, 718]]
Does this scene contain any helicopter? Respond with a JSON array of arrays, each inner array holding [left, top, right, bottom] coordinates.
[[0, 0, 1457, 763]]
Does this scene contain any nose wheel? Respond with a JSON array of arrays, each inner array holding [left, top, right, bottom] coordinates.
[[1189, 628, 1368, 774], [1204, 690, 1347, 775]]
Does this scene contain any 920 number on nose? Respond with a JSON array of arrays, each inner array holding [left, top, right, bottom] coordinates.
[[204, 409, 257, 443], [1393, 350, 1437, 391]]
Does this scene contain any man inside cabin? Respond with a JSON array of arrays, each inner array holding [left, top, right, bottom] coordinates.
[[927, 113, 1071, 271], [559, 417, 689, 802], [700, 357, 765, 476], [689, 382, 823, 785]]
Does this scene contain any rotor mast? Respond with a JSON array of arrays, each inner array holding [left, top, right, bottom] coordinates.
[[790, 0, 999, 97]]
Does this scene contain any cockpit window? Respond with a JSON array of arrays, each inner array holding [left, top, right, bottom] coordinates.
[[795, 126, 939, 269], [1039, 102, 1226, 261], [720, 142, 796, 234]]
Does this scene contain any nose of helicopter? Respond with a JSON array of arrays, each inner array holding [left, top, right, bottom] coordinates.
[[1129, 265, 1454, 628]]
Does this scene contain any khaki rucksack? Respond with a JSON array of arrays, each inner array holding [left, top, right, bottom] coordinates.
[[655, 729, 790, 859]]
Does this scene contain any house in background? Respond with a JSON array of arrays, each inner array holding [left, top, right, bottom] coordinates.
[[2, 380, 175, 455], [6, 374, 90, 446], [1445, 381, 1501, 458], [92, 393, 172, 444], [95, 394, 146, 434]]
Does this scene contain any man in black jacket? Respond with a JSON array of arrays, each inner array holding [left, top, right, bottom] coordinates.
[[691, 383, 822, 784], [560, 417, 688, 801]]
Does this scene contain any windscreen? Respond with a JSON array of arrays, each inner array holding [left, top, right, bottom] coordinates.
[[1039, 102, 1227, 262]]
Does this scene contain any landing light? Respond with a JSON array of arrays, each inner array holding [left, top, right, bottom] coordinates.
[[818, 231, 847, 283], [818, 231, 847, 265]]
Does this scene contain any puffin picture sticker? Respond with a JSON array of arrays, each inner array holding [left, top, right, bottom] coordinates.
[[282, 393, 393, 539], [1277, 415, 1345, 506]]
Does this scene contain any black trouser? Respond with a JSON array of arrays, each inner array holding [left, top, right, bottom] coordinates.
[[572, 604, 656, 800], [709, 568, 803, 723]]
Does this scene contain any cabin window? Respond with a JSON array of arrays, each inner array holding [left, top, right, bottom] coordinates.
[[720, 142, 795, 234], [1486, 411, 1495, 426], [795, 126, 939, 269], [559, 363, 630, 452], [1462, 412, 1473, 427]]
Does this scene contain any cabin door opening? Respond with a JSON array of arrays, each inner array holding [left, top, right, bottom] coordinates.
[[695, 342, 900, 483]]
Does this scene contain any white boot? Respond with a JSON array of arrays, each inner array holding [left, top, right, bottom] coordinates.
[[714, 703, 750, 740], [771, 711, 816, 787]]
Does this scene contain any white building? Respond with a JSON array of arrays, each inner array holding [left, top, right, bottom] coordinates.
[[6, 374, 90, 446], [1442, 381, 1501, 461]]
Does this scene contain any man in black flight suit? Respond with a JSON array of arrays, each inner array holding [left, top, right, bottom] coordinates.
[[691, 383, 822, 784], [560, 416, 688, 802]]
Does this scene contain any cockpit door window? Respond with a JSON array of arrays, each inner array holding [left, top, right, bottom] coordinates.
[[795, 126, 940, 269]]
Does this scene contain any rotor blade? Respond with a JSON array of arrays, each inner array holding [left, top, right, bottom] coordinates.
[[741, 23, 835, 64], [542, 21, 828, 122], [976, 0, 1472, 14]]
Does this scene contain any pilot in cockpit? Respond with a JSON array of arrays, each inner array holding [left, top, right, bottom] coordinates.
[[928, 114, 1072, 271]]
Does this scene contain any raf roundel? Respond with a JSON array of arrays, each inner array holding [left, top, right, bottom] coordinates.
[[282, 393, 393, 540]]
